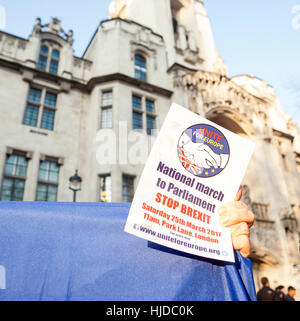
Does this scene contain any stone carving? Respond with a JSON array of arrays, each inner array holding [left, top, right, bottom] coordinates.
[[252, 203, 270, 221], [74, 57, 83, 68], [214, 49, 228, 77], [32, 18, 42, 35], [173, 69, 187, 88], [3, 36, 16, 55], [281, 207, 298, 233], [18, 40, 27, 50], [83, 60, 92, 71], [67, 30, 74, 46], [171, 69, 273, 137], [31, 18, 74, 44]]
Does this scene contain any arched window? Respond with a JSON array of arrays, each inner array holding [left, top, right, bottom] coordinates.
[[37, 44, 60, 74], [134, 54, 147, 81], [49, 49, 60, 74], [37, 45, 49, 71]]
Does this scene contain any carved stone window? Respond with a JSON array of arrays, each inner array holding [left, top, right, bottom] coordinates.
[[132, 94, 157, 135], [37, 42, 61, 74], [36, 158, 60, 202], [252, 202, 269, 220], [0, 150, 31, 201], [134, 53, 147, 82], [23, 87, 58, 131]]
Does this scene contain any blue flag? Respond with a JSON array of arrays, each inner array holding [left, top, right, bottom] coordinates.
[[0, 202, 257, 301]]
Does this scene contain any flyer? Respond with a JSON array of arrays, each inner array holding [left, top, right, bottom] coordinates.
[[124, 103, 255, 262]]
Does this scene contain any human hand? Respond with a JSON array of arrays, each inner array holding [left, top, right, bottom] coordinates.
[[179, 133, 223, 169], [196, 144, 229, 169], [218, 186, 255, 258]]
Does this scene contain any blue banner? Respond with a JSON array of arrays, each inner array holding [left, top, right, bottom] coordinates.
[[0, 202, 257, 301]]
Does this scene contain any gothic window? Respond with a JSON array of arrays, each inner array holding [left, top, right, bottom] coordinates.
[[101, 91, 113, 129], [37, 45, 49, 71], [23, 88, 42, 127], [36, 159, 60, 202], [147, 116, 156, 136], [0, 153, 28, 201], [37, 43, 60, 74], [122, 175, 135, 203], [49, 49, 60, 74], [172, 17, 178, 33], [146, 99, 155, 113], [252, 203, 269, 220], [146, 99, 156, 136], [41, 92, 57, 130], [132, 95, 157, 135], [134, 54, 147, 81], [23, 87, 57, 131], [99, 175, 112, 203], [132, 95, 143, 130]]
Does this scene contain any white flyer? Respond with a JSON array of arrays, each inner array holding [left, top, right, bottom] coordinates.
[[124, 103, 255, 263]]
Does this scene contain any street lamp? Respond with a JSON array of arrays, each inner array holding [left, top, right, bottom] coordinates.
[[69, 170, 82, 202]]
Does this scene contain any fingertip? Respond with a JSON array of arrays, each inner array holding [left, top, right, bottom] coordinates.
[[235, 185, 243, 201], [219, 216, 228, 227], [240, 248, 250, 258], [232, 235, 251, 258]]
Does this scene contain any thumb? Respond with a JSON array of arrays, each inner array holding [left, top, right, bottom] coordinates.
[[235, 186, 243, 201]]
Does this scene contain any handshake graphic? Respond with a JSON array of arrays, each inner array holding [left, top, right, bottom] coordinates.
[[179, 133, 229, 170]]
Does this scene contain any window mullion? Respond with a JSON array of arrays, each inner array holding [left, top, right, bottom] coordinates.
[[142, 96, 147, 131], [45, 184, 50, 201], [46, 161, 51, 182], [11, 156, 18, 177], [10, 179, 16, 201], [38, 89, 46, 128], [46, 47, 52, 72]]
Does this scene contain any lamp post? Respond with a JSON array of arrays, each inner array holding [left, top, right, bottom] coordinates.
[[69, 170, 82, 202]]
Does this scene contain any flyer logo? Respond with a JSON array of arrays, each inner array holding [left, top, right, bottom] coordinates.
[[177, 124, 230, 178]]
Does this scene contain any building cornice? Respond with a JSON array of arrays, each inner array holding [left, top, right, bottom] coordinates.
[[0, 57, 85, 88], [167, 62, 198, 74], [272, 128, 295, 143], [0, 58, 173, 97], [0, 31, 28, 42], [86, 73, 173, 97]]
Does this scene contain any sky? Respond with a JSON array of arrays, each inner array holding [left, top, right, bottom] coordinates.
[[0, 0, 300, 126]]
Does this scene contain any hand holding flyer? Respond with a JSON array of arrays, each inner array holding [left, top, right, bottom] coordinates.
[[124, 103, 255, 263]]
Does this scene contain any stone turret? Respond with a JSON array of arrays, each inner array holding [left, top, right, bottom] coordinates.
[[31, 17, 73, 43], [108, 0, 222, 73]]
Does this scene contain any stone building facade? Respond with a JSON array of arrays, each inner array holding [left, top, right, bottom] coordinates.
[[0, 0, 300, 297]]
